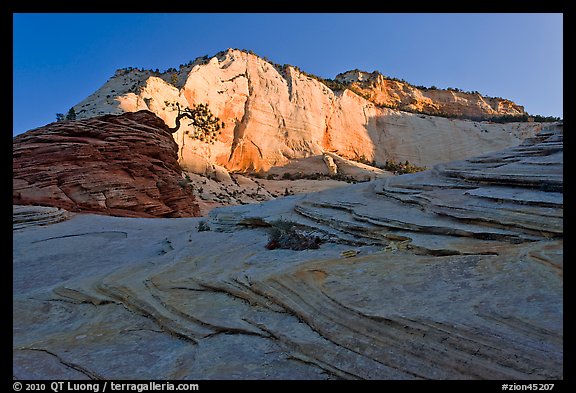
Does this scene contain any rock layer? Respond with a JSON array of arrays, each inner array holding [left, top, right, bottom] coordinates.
[[336, 69, 526, 118], [13, 205, 73, 231], [13, 126, 562, 380], [71, 49, 544, 175], [13, 111, 200, 218]]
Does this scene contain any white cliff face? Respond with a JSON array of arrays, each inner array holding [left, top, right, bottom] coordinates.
[[73, 49, 543, 175]]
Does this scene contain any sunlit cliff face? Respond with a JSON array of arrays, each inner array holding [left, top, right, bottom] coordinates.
[[71, 49, 539, 176]]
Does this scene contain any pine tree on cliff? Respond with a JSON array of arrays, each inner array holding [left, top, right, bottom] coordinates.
[[65, 107, 76, 121], [165, 101, 224, 144], [56, 107, 77, 122]]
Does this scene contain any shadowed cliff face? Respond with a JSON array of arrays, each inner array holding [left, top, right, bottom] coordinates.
[[13, 126, 562, 379], [13, 110, 200, 218], [71, 49, 543, 176]]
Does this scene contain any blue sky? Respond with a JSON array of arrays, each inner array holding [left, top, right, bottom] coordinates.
[[13, 13, 563, 136]]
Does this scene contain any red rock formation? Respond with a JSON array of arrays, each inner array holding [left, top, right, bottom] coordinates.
[[13, 110, 200, 218]]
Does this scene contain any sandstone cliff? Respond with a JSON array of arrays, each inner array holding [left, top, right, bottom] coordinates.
[[71, 49, 543, 175], [335, 69, 526, 118], [13, 111, 200, 218]]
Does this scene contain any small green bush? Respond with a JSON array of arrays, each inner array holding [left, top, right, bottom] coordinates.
[[381, 159, 427, 175], [198, 221, 211, 232], [265, 220, 322, 251]]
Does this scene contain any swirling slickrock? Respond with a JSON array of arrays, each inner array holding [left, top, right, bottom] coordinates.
[[12, 110, 200, 218], [13, 126, 562, 380]]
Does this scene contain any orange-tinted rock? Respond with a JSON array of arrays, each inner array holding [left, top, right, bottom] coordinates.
[[335, 70, 527, 118], [13, 110, 200, 218], [72, 49, 543, 175]]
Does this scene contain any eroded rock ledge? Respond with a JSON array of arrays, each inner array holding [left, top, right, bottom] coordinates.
[[13, 127, 562, 380]]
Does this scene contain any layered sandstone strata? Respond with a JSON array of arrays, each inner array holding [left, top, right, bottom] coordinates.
[[13, 110, 200, 218], [335, 69, 526, 118]]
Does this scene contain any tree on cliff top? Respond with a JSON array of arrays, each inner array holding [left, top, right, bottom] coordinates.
[[56, 107, 77, 122], [164, 101, 224, 144], [66, 107, 76, 120]]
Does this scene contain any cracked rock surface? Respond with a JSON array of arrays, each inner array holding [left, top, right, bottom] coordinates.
[[13, 127, 562, 379]]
